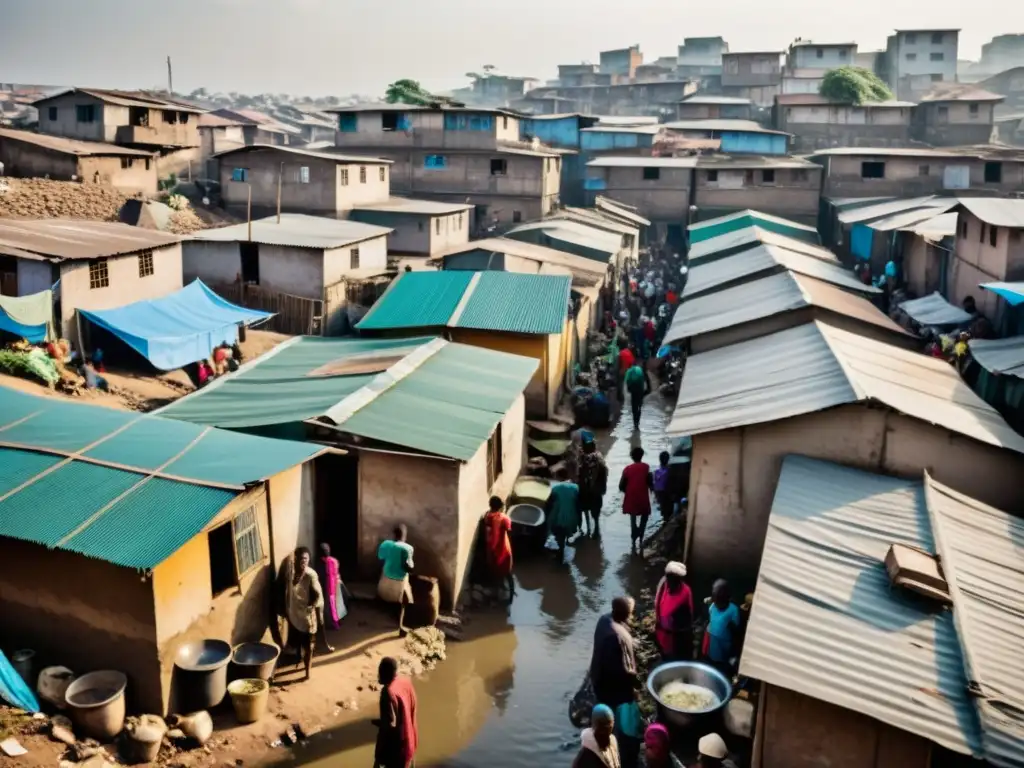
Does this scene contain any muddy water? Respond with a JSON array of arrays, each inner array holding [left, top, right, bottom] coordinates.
[[303, 391, 675, 768]]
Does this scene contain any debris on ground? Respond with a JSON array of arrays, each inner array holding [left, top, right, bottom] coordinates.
[[0, 178, 133, 221], [402, 626, 447, 672]]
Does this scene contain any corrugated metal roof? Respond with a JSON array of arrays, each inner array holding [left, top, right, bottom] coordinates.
[[867, 203, 958, 232], [595, 196, 652, 227], [587, 156, 698, 168], [741, 456, 982, 758], [668, 272, 903, 343], [0, 128, 154, 157], [211, 143, 392, 164], [687, 210, 820, 243], [687, 226, 840, 264], [679, 95, 753, 105], [580, 124, 663, 135], [898, 292, 974, 326], [0, 219, 182, 262], [190, 214, 392, 249], [838, 197, 948, 225], [667, 321, 1024, 455], [332, 342, 539, 460], [663, 119, 786, 135], [505, 220, 622, 256], [158, 336, 429, 429], [825, 196, 897, 209], [350, 197, 474, 215], [0, 386, 325, 568], [35, 88, 205, 113], [555, 207, 639, 236], [357, 271, 570, 335], [431, 237, 605, 287], [968, 336, 1024, 377], [956, 198, 1024, 228], [926, 477, 1024, 768], [902, 212, 958, 240], [683, 242, 878, 299]]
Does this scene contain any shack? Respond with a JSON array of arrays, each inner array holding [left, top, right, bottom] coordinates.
[[669, 320, 1024, 583], [356, 271, 573, 418], [158, 336, 537, 607], [687, 209, 820, 246], [0, 386, 325, 715]]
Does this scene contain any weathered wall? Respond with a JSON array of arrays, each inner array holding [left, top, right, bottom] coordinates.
[[322, 235, 389, 285], [334, 110, 509, 151], [79, 155, 157, 194], [817, 154, 1024, 197], [0, 539, 163, 713], [757, 685, 931, 768], [903, 235, 946, 298], [357, 450, 461, 604], [257, 244, 324, 299], [596, 166, 693, 222], [220, 149, 340, 215], [16, 258, 55, 296], [449, 328, 549, 417], [687, 403, 1024, 583], [182, 241, 242, 285], [693, 167, 820, 222], [65, 243, 183, 346], [36, 93, 108, 142], [336, 163, 391, 209]]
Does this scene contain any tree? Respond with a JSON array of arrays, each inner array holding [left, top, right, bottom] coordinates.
[[819, 66, 894, 105], [384, 79, 434, 105]]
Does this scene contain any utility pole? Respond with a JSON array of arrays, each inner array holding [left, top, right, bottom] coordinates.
[[247, 184, 252, 241], [167, 56, 173, 96], [277, 162, 284, 223]]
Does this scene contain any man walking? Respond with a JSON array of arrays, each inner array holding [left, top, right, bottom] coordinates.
[[577, 438, 608, 538], [545, 467, 580, 562], [373, 657, 418, 768], [623, 359, 652, 430], [377, 524, 414, 637]]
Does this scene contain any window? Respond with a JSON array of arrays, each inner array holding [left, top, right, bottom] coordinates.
[[860, 161, 885, 179], [794, 169, 809, 182], [816, 48, 824, 59], [513, 210, 522, 223], [930, 52, 945, 62], [382, 112, 401, 131], [905, 33, 918, 44], [88, 259, 109, 289], [486, 423, 503, 488], [990, 225, 999, 247], [839, 48, 848, 58], [417, 220, 424, 232], [435, 218, 441, 235], [208, 505, 264, 596], [359, 166, 367, 184], [424, 154, 447, 169], [231, 167, 249, 183], [76, 104, 97, 123], [137, 250, 154, 278], [338, 114, 358, 132], [340, 168, 349, 185], [350, 248, 360, 269], [642, 167, 660, 180], [931, 32, 944, 44], [490, 158, 508, 176], [919, 164, 930, 176], [985, 162, 1003, 183], [969, 103, 980, 116], [47, 106, 57, 121], [457, 212, 463, 230], [1012, 230, 1021, 242], [233, 506, 263, 576], [938, 106, 949, 120], [980, 223, 987, 243], [144, 159, 151, 171], [905, 53, 917, 61], [298, 166, 310, 184], [930, 73, 942, 82], [379, 166, 386, 182], [162, 110, 179, 124], [960, 219, 968, 238], [706, 170, 719, 182], [120, 157, 132, 170], [762, 169, 775, 184], [503, 116, 509, 129], [240, 241, 259, 284]]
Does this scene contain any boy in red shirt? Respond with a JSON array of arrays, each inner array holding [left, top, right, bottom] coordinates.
[[619, 446, 653, 554]]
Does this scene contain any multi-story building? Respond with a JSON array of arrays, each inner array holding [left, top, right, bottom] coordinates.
[[721, 52, 786, 106], [328, 105, 563, 228], [676, 37, 729, 77], [774, 94, 915, 151], [884, 29, 960, 101], [912, 84, 1003, 146], [599, 46, 643, 81], [466, 72, 539, 107], [558, 64, 601, 87], [783, 41, 858, 95], [677, 95, 753, 121]]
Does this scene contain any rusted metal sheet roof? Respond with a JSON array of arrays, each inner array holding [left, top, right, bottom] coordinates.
[[668, 272, 904, 344], [925, 477, 1024, 767], [0, 128, 153, 157], [683, 243, 877, 298], [0, 219, 182, 261], [968, 336, 1024, 377], [741, 456, 983, 758], [667, 321, 1024, 455]]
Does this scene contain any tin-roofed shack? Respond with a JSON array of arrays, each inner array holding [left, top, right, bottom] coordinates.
[[0, 386, 325, 715]]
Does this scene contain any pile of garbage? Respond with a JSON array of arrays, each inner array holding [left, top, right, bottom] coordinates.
[[402, 627, 447, 673], [0, 178, 132, 221]]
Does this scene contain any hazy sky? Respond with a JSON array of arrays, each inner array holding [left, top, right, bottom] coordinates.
[[2, 0, 1022, 97]]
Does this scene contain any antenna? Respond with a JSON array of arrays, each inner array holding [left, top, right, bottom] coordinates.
[[167, 56, 173, 96]]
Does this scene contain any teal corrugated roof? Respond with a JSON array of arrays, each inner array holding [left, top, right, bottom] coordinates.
[[357, 271, 570, 335], [158, 336, 431, 429], [688, 209, 820, 245], [456, 272, 570, 335], [0, 385, 325, 568], [335, 342, 539, 460], [357, 271, 474, 330]]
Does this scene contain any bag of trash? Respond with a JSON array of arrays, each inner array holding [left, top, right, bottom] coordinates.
[[568, 674, 596, 728]]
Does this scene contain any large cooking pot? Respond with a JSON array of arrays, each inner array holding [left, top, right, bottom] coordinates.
[[646, 661, 732, 730]]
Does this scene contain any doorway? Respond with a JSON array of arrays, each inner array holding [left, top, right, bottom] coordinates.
[[314, 453, 360, 580], [240, 241, 260, 284]]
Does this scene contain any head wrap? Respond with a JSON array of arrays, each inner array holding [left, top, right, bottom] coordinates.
[[698, 733, 728, 759], [644, 722, 670, 749], [591, 704, 614, 726], [665, 561, 687, 578]]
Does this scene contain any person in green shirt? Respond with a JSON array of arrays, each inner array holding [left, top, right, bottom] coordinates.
[[545, 467, 580, 562], [377, 524, 415, 637], [624, 362, 652, 431]]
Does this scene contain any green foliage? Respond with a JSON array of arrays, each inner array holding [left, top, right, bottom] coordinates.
[[384, 79, 434, 105], [819, 67, 894, 105]]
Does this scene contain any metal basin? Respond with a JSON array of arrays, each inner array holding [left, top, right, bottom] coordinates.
[[646, 661, 732, 730], [174, 640, 232, 711], [231, 642, 280, 682]]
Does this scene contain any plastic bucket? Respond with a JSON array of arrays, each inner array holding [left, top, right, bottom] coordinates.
[[230, 643, 280, 683], [64, 670, 127, 741], [227, 679, 269, 724]]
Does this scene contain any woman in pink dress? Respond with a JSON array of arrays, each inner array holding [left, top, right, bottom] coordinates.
[[316, 543, 348, 631]]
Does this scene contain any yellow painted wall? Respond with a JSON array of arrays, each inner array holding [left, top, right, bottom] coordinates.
[[448, 328, 551, 417]]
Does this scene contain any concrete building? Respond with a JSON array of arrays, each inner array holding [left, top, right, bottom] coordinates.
[[721, 52, 786, 106], [0, 386, 324, 716], [184, 214, 392, 335], [0, 128, 157, 194], [677, 37, 729, 74], [782, 41, 858, 95], [524, 81, 699, 118], [978, 34, 1024, 77], [585, 157, 695, 223], [979, 66, 1024, 115], [467, 71, 538, 106], [693, 156, 821, 224], [911, 84, 1003, 146], [328, 105, 562, 228], [774, 94, 915, 151], [810, 146, 1024, 197], [348, 198, 473, 260], [948, 198, 1024, 321], [741, 455, 1024, 768], [661, 121, 790, 155], [558, 63, 601, 87], [599, 46, 643, 80], [884, 29, 961, 101], [0, 219, 182, 346], [898, 213, 957, 299], [669, 320, 1024, 584], [214, 144, 391, 219], [159, 336, 536, 609], [676, 95, 753, 121]]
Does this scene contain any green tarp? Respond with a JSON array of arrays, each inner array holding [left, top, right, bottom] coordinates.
[[0, 289, 54, 342]]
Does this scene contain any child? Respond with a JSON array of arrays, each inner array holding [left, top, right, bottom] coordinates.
[[654, 451, 672, 521]]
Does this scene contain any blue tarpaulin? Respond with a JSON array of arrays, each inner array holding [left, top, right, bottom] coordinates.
[[981, 282, 1024, 307], [79, 280, 272, 370], [850, 223, 874, 261]]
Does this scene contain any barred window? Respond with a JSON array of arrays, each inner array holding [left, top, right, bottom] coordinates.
[[89, 259, 109, 289], [233, 506, 263, 576], [138, 250, 154, 277]]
